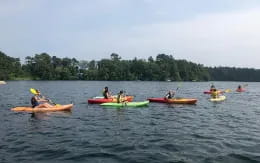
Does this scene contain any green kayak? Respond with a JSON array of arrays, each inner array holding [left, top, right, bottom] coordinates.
[[210, 95, 226, 102], [100, 101, 149, 107]]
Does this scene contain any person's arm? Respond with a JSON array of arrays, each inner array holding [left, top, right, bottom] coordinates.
[[38, 95, 49, 102], [35, 95, 40, 101], [165, 92, 168, 97], [107, 91, 111, 98], [172, 91, 175, 97]]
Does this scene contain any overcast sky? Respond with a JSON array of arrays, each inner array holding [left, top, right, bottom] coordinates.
[[1, 0, 260, 68]]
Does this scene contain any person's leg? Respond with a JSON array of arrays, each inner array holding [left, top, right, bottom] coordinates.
[[42, 103, 53, 107], [35, 103, 53, 108]]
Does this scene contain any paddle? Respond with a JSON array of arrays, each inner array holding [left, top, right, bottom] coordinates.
[[243, 84, 248, 88], [224, 89, 232, 93], [174, 83, 182, 98], [208, 82, 230, 93], [30, 88, 60, 106]]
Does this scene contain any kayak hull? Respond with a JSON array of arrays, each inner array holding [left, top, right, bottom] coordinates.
[[147, 98, 167, 103], [100, 101, 149, 107], [88, 96, 133, 104], [236, 89, 245, 92], [148, 97, 197, 104], [167, 98, 197, 104], [210, 96, 226, 102], [11, 104, 73, 112]]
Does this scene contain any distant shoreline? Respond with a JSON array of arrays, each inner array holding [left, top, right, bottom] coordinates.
[[1, 51, 260, 82], [4, 80, 256, 82]]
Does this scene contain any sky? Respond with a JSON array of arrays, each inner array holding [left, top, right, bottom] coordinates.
[[0, 0, 260, 68]]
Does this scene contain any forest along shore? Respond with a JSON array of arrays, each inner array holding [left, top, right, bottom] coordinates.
[[1, 51, 260, 82]]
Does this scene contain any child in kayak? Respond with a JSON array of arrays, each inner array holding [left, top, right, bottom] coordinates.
[[117, 90, 126, 103], [31, 90, 53, 108], [103, 86, 111, 99], [165, 91, 175, 99], [211, 88, 219, 99]]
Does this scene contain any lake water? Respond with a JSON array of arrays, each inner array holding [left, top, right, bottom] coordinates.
[[0, 81, 260, 163]]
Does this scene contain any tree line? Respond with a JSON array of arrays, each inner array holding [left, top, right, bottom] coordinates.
[[0, 51, 260, 81]]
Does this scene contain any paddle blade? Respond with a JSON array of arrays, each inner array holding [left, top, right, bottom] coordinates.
[[243, 84, 248, 87], [30, 88, 37, 95], [225, 89, 232, 93]]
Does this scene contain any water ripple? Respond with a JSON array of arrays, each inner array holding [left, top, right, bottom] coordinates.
[[1, 81, 260, 162]]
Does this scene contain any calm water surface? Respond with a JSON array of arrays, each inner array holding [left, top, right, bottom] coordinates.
[[1, 81, 260, 163]]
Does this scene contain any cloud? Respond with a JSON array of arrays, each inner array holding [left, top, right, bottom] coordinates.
[[92, 7, 260, 68], [0, 1, 260, 68]]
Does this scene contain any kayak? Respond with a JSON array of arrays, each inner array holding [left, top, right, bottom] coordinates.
[[148, 97, 197, 104], [147, 98, 168, 103], [210, 96, 226, 102], [167, 98, 197, 104], [0, 81, 6, 85], [11, 104, 73, 112], [88, 96, 134, 104], [100, 101, 149, 107], [236, 89, 245, 92]]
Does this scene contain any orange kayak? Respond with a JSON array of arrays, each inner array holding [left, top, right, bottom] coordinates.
[[167, 98, 197, 104], [11, 104, 73, 112]]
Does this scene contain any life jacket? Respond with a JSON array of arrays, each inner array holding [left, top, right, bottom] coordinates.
[[117, 94, 124, 103], [117, 94, 121, 103], [166, 93, 172, 99], [211, 91, 218, 98], [103, 90, 108, 99], [31, 96, 38, 108]]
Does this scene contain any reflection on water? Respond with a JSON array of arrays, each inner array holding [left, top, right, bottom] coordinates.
[[30, 111, 72, 120]]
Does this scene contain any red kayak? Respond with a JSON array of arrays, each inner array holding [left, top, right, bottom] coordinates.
[[236, 89, 245, 92], [88, 96, 134, 104], [147, 98, 167, 103], [147, 98, 197, 104]]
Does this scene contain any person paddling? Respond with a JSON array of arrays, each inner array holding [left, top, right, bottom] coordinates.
[[117, 90, 126, 103], [103, 86, 111, 99], [165, 90, 175, 99], [210, 84, 216, 92], [31, 89, 53, 108], [211, 88, 219, 99]]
